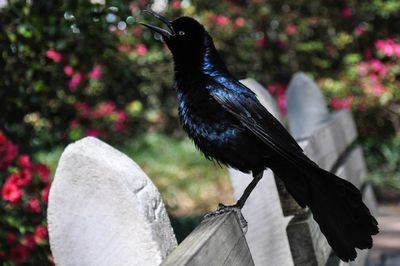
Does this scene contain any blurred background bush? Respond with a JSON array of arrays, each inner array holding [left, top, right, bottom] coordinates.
[[1, 0, 399, 264]]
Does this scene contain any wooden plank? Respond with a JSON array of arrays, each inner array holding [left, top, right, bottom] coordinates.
[[335, 146, 367, 189], [161, 212, 254, 266], [230, 169, 294, 266], [301, 110, 357, 171], [287, 213, 331, 266]]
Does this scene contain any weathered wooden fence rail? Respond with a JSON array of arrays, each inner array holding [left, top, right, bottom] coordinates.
[[48, 72, 377, 266]]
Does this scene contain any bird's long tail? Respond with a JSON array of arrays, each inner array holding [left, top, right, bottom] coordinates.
[[277, 165, 379, 262]]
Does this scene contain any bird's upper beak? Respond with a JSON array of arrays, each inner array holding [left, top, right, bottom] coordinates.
[[140, 10, 175, 39]]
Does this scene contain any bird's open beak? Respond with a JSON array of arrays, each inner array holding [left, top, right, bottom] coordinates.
[[140, 10, 175, 38]]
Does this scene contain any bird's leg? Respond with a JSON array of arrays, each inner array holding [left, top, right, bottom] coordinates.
[[203, 170, 264, 232], [235, 170, 263, 208]]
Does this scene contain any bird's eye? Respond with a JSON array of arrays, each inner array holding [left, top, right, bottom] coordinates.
[[178, 31, 185, 36]]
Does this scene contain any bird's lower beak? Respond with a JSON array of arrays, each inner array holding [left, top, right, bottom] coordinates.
[[140, 10, 175, 39]]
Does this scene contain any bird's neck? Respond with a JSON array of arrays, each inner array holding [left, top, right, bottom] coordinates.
[[173, 34, 230, 83]]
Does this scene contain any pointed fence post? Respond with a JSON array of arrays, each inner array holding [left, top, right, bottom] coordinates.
[[48, 137, 177, 266], [286, 72, 330, 140], [229, 79, 294, 266]]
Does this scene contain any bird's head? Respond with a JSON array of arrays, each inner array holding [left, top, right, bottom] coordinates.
[[141, 11, 208, 63]]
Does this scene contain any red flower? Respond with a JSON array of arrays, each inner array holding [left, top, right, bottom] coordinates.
[[2, 177, 24, 204], [26, 197, 41, 213], [341, 7, 352, 18], [6, 233, 17, 244], [64, 65, 74, 76], [46, 49, 63, 63], [133, 26, 143, 37], [89, 64, 102, 80], [256, 36, 266, 48], [17, 169, 32, 187], [21, 234, 36, 248], [0, 131, 6, 145], [0, 140, 18, 170], [41, 184, 51, 204], [33, 163, 51, 183], [34, 225, 48, 244], [171, 0, 181, 10], [85, 128, 101, 137], [286, 24, 297, 35], [9, 245, 30, 264], [17, 154, 31, 168]]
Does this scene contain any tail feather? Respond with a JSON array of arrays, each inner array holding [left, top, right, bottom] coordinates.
[[279, 165, 379, 262]]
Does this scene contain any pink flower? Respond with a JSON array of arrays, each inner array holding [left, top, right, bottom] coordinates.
[[234, 17, 246, 27], [330, 97, 352, 110], [370, 59, 387, 77], [277, 93, 286, 114], [133, 26, 143, 37], [215, 15, 229, 26], [64, 65, 74, 76], [256, 36, 266, 48], [9, 245, 30, 264], [46, 49, 63, 63], [341, 7, 352, 18], [171, 0, 181, 10], [93, 101, 116, 118], [355, 25, 366, 36], [1, 177, 24, 204], [118, 43, 131, 53], [375, 39, 395, 57], [135, 43, 148, 56], [68, 73, 83, 91], [74, 102, 91, 118], [114, 111, 128, 132], [371, 83, 386, 96], [286, 23, 297, 35], [41, 184, 51, 204], [26, 197, 41, 213], [34, 225, 48, 244], [89, 64, 102, 80], [85, 128, 101, 137]]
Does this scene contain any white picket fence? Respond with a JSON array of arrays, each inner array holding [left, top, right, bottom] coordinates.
[[47, 72, 377, 266]]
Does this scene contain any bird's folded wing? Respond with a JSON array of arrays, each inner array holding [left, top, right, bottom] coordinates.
[[206, 76, 316, 168]]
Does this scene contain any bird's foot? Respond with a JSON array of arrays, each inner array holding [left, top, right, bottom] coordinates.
[[203, 203, 248, 233]]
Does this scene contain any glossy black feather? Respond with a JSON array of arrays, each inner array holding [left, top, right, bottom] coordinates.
[[143, 15, 379, 262]]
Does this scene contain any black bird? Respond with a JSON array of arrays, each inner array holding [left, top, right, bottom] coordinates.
[[141, 11, 379, 262]]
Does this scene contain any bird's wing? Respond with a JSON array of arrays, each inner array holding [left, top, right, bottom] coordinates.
[[206, 76, 315, 168]]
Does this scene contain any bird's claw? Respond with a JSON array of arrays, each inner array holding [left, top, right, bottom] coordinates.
[[203, 203, 248, 234]]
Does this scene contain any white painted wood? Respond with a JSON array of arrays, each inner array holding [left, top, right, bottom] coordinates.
[[287, 214, 331, 266], [335, 146, 367, 189], [48, 137, 177, 266], [286, 72, 330, 140], [300, 110, 358, 171], [161, 212, 254, 266], [230, 169, 294, 266]]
